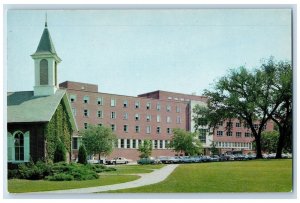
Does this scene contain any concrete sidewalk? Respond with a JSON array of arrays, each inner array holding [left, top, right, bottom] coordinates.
[[25, 164, 178, 194]]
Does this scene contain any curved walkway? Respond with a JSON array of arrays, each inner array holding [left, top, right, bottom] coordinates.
[[26, 164, 178, 194]]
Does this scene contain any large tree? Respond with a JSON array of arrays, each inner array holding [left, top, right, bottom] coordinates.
[[261, 59, 292, 157], [79, 125, 117, 161], [169, 128, 203, 156]]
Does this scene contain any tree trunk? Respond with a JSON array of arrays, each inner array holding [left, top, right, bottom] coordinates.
[[99, 153, 101, 164], [275, 127, 286, 159], [255, 135, 263, 159]]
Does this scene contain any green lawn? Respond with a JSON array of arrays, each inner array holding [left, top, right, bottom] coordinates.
[[107, 159, 293, 193], [8, 175, 139, 193]]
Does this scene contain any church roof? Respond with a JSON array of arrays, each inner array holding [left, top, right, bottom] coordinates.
[[31, 25, 61, 62], [7, 89, 77, 130]]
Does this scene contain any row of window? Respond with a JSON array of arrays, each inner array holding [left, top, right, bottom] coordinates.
[[216, 131, 254, 137], [70, 94, 181, 112], [218, 122, 267, 130], [214, 141, 253, 149], [83, 122, 173, 134], [75, 109, 182, 124], [118, 139, 171, 149]]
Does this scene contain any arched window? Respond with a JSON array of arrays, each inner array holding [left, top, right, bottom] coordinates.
[[40, 59, 48, 85], [14, 131, 24, 161]]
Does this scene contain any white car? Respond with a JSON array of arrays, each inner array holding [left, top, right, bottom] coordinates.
[[107, 157, 130, 165]]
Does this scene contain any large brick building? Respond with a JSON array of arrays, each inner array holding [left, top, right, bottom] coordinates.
[[59, 81, 274, 161], [59, 81, 211, 161]]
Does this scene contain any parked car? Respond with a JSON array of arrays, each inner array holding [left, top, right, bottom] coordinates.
[[190, 156, 203, 163], [157, 156, 173, 164], [137, 157, 161, 165], [234, 154, 248, 161], [247, 153, 256, 160], [267, 153, 276, 159], [180, 156, 195, 163], [201, 155, 211, 162], [169, 156, 182, 164], [210, 155, 220, 162], [107, 157, 130, 165]]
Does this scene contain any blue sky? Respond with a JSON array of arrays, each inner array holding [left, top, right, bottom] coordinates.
[[7, 9, 291, 96]]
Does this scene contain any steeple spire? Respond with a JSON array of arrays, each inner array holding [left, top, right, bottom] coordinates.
[[45, 12, 47, 27]]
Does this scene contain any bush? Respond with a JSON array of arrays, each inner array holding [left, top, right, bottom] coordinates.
[[18, 163, 45, 180], [46, 173, 74, 181], [87, 164, 116, 173], [54, 141, 66, 163], [8, 169, 20, 179], [78, 145, 87, 165]]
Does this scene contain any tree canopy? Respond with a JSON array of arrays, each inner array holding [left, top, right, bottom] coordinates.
[[138, 140, 153, 158], [169, 128, 203, 156], [79, 125, 117, 160]]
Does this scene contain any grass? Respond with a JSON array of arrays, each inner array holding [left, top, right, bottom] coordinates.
[[106, 159, 293, 193], [8, 175, 139, 193], [103, 164, 164, 174]]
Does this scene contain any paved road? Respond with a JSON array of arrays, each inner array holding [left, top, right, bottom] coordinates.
[[24, 164, 178, 194]]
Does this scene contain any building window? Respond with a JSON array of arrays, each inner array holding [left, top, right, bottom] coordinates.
[[111, 124, 116, 131], [72, 137, 78, 150], [156, 126, 161, 134], [123, 112, 128, 120], [123, 125, 128, 132], [120, 139, 124, 148], [135, 101, 140, 109], [157, 102, 161, 111], [72, 108, 76, 116], [218, 121, 223, 126], [97, 110, 103, 118], [166, 105, 171, 112], [126, 139, 130, 148], [83, 96, 89, 104], [135, 126, 140, 133], [159, 140, 163, 149], [70, 94, 77, 103], [111, 98, 116, 107], [236, 132, 242, 137], [84, 109, 89, 117], [146, 102, 151, 110], [146, 126, 151, 134], [166, 116, 172, 123], [226, 122, 233, 127], [226, 131, 233, 136], [244, 123, 250, 129], [123, 100, 128, 108], [217, 131, 223, 136], [245, 132, 251, 137], [176, 116, 181, 124], [199, 129, 206, 143], [154, 140, 158, 149], [157, 115, 161, 123], [84, 123, 88, 129], [14, 131, 24, 161], [167, 128, 172, 134], [132, 140, 136, 149], [97, 97, 103, 105], [176, 106, 180, 113], [146, 115, 151, 122], [40, 59, 48, 85], [111, 112, 116, 119], [236, 122, 241, 127], [135, 113, 140, 121]]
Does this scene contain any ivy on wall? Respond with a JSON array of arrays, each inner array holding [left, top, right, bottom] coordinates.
[[45, 102, 73, 163]]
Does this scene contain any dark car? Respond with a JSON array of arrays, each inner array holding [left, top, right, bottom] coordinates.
[[137, 157, 161, 165], [180, 156, 194, 163], [210, 155, 220, 162], [157, 156, 172, 164], [201, 155, 211, 162]]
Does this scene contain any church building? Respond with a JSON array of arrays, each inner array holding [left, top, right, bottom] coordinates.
[[7, 21, 77, 166]]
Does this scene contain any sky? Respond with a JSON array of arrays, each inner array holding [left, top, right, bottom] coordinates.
[[6, 9, 292, 97]]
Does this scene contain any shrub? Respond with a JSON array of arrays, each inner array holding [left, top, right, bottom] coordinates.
[[78, 145, 87, 165], [54, 141, 66, 163], [46, 173, 74, 181], [87, 164, 116, 173], [18, 163, 45, 180], [8, 169, 20, 179]]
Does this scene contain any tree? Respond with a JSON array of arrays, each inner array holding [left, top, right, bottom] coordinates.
[[79, 125, 117, 161], [169, 128, 203, 156], [78, 144, 88, 164], [261, 59, 292, 157], [138, 140, 152, 158], [53, 141, 66, 163], [210, 142, 219, 155]]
